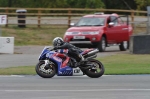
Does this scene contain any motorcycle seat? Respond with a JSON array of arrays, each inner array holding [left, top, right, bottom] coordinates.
[[82, 48, 94, 55]]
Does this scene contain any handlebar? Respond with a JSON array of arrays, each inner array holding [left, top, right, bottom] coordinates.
[[45, 47, 54, 51]]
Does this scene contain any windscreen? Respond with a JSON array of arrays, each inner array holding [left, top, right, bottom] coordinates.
[[75, 17, 106, 26]]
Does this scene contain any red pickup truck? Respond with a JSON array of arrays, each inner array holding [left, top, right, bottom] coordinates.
[[63, 13, 133, 52]]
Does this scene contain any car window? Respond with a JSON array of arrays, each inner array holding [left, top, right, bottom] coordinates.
[[118, 17, 125, 24], [75, 17, 105, 26], [110, 16, 118, 25]]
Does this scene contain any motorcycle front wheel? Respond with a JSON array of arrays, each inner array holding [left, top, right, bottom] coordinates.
[[35, 60, 56, 78], [84, 59, 105, 78]]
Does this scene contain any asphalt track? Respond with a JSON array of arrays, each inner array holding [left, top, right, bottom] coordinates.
[[0, 75, 150, 99]]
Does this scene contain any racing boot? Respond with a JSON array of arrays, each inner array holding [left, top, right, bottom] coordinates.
[[78, 54, 85, 65], [71, 58, 79, 68]]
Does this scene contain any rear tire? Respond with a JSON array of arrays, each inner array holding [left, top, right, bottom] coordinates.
[[119, 41, 129, 51], [84, 59, 105, 78], [97, 36, 106, 52], [35, 60, 56, 78]]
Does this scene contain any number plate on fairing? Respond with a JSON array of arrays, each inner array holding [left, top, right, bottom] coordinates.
[[73, 67, 83, 76]]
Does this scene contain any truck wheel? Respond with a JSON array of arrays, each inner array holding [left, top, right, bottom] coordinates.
[[119, 41, 128, 51], [97, 37, 106, 52]]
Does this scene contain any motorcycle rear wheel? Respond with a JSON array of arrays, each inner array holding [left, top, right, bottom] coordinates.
[[35, 60, 56, 78], [84, 59, 105, 78]]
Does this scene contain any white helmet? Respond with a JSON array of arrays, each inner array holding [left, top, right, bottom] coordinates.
[[52, 37, 64, 47]]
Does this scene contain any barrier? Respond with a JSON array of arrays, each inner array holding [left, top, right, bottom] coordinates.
[[0, 37, 14, 54], [0, 7, 147, 28]]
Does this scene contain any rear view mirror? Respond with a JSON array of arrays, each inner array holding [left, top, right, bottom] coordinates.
[[109, 22, 115, 26], [70, 23, 75, 26]]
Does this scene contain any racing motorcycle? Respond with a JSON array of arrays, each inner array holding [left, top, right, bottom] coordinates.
[[35, 46, 105, 78]]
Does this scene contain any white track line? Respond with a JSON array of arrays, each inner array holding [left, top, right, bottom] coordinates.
[[1, 89, 150, 92], [0, 75, 112, 78], [0, 75, 24, 77]]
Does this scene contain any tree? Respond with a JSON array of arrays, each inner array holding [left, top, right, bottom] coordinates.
[[0, 0, 105, 8], [102, 0, 137, 10], [65, 0, 105, 8], [135, 0, 150, 11]]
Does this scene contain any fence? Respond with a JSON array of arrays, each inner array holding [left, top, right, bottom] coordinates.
[[0, 7, 148, 30]]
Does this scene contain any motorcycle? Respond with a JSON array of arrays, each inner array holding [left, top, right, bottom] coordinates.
[[35, 46, 105, 78]]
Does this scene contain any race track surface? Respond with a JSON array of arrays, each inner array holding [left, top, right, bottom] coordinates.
[[0, 75, 150, 99]]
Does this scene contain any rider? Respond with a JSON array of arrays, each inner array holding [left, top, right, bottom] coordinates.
[[52, 37, 84, 67]]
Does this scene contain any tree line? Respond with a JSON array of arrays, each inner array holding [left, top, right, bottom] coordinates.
[[0, 0, 149, 11]]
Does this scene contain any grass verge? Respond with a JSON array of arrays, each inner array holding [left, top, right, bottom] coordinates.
[[0, 54, 150, 75], [2, 26, 67, 46], [0, 66, 36, 75], [98, 54, 150, 75]]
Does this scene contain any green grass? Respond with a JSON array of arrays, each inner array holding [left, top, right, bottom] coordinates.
[[98, 54, 150, 75], [0, 66, 36, 75], [1, 25, 68, 46], [0, 54, 150, 75]]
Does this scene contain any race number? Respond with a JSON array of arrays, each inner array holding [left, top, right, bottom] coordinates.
[[6, 38, 10, 43], [74, 69, 81, 73], [73, 67, 83, 76]]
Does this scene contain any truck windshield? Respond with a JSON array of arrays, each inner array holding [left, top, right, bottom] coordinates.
[[75, 17, 105, 26]]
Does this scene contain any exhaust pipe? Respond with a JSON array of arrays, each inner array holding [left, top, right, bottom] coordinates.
[[86, 54, 97, 60], [87, 49, 99, 57]]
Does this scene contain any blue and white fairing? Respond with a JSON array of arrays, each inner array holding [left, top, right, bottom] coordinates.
[[39, 46, 83, 76], [38, 47, 52, 60]]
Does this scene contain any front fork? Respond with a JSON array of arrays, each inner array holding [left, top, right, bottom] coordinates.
[[44, 60, 52, 70], [44, 60, 49, 66]]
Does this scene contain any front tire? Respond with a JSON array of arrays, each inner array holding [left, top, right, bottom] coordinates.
[[35, 60, 56, 78], [97, 36, 106, 52], [84, 59, 105, 78]]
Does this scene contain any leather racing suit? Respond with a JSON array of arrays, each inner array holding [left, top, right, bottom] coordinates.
[[54, 42, 83, 66]]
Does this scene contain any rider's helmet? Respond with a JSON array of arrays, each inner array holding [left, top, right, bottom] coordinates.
[[52, 37, 64, 47]]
